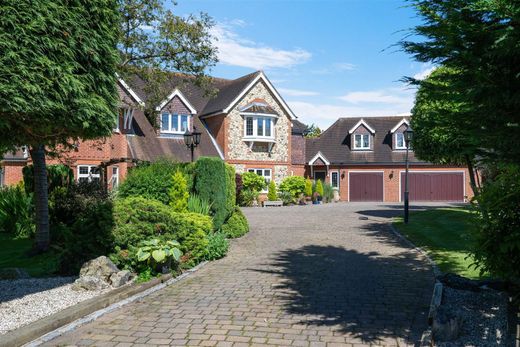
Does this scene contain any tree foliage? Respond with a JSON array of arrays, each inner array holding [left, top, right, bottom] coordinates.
[[241, 172, 266, 193], [117, 0, 218, 121], [402, 0, 520, 164], [304, 124, 322, 138]]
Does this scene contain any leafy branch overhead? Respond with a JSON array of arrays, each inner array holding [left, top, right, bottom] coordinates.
[[118, 0, 219, 118]]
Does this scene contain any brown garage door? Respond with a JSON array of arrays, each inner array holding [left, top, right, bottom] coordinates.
[[401, 172, 464, 201], [349, 172, 384, 201]]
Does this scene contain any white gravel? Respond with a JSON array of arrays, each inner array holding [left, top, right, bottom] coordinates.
[[0, 277, 108, 335], [436, 287, 512, 347]]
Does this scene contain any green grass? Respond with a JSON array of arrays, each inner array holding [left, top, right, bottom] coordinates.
[[0, 234, 60, 277], [393, 207, 484, 279]]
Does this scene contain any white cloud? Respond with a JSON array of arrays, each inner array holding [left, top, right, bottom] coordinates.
[[334, 62, 356, 71], [288, 100, 413, 130], [278, 88, 319, 97], [339, 87, 414, 107], [413, 64, 436, 80], [211, 23, 311, 70]]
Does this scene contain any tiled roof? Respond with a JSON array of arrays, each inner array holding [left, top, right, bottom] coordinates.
[[305, 117, 428, 165], [291, 119, 308, 135]]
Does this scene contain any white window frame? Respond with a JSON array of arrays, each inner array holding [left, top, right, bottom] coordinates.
[[111, 166, 119, 188], [77, 165, 100, 183], [395, 132, 406, 150], [243, 116, 275, 141], [353, 133, 370, 150], [248, 168, 272, 193], [330, 170, 339, 189], [161, 113, 190, 134]]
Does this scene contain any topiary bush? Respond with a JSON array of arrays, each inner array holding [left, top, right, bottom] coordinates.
[[205, 231, 229, 260], [169, 170, 189, 212], [193, 157, 232, 230], [242, 171, 266, 193], [221, 207, 249, 238], [118, 159, 193, 205], [112, 196, 211, 266], [267, 180, 277, 201], [279, 176, 306, 200], [315, 179, 324, 197]]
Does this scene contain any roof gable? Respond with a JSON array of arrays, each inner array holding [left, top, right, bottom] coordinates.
[[156, 89, 197, 113], [309, 151, 330, 166], [390, 118, 410, 133], [117, 76, 144, 107], [348, 119, 376, 134]]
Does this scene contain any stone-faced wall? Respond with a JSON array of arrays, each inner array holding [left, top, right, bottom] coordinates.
[[226, 81, 290, 163]]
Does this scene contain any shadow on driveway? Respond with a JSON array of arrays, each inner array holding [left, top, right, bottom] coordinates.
[[254, 243, 433, 345]]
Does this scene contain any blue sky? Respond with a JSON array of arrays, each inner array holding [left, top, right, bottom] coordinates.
[[173, 0, 432, 130]]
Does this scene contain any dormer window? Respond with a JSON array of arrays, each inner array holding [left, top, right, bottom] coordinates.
[[161, 113, 189, 134], [395, 132, 406, 150], [354, 134, 370, 150]]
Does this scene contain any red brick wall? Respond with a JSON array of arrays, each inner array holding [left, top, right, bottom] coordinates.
[[1, 163, 25, 186]]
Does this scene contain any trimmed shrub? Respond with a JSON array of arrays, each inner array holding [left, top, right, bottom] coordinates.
[[169, 170, 189, 212], [221, 207, 249, 238], [0, 184, 34, 238], [205, 232, 229, 260], [304, 178, 313, 198], [22, 164, 73, 194], [242, 171, 266, 192], [118, 159, 193, 204], [49, 181, 114, 274], [112, 196, 211, 265], [267, 180, 277, 201], [279, 176, 306, 199], [193, 157, 231, 230], [315, 179, 324, 197], [225, 164, 236, 211]]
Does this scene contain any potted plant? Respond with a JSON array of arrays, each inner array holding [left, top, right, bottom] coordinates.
[[312, 192, 322, 204]]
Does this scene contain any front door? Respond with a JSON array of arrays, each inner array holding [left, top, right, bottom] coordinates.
[[314, 171, 326, 182]]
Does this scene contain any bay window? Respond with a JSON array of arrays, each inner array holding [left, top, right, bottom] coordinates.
[[244, 116, 274, 139]]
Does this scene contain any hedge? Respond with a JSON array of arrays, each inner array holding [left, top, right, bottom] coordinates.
[[113, 196, 211, 263], [193, 157, 234, 230], [222, 207, 249, 238], [118, 159, 193, 204]]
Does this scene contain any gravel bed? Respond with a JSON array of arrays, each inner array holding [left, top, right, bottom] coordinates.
[[0, 277, 108, 335], [436, 286, 513, 347]]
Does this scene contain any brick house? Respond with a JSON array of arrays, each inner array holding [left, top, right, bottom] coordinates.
[[305, 116, 473, 202], [0, 71, 300, 189]]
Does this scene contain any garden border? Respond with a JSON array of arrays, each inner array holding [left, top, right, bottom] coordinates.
[[0, 261, 208, 347]]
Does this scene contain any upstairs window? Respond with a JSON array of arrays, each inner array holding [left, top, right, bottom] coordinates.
[[395, 132, 406, 149], [353, 134, 370, 150], [244, 116, 274, 139], [161, 113, 189, 134]]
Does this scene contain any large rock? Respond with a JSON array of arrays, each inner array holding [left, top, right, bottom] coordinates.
[[109, 270, 133, 288], [432, 307, 462, 341], [72, 275, 109, 291], [79, 256, 119, 282]]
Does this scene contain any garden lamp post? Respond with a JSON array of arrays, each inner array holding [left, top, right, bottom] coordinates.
[[404, 125, 414, 224], [184, 127, 201, 162]]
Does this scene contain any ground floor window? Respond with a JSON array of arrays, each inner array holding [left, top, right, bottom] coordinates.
[[248, 168, 272, 192], [331, 171, 339, 188], [77, 165, 100, 183]]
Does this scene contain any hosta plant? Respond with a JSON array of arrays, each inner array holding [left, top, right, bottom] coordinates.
[[136, 239, 182, 274]]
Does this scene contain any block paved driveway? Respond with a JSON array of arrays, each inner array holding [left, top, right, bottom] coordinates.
[[44, 203, 439, 347]]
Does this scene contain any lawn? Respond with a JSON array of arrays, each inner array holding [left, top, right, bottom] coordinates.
[[393, 207, 484, 279], [0, 234, 59, 277]]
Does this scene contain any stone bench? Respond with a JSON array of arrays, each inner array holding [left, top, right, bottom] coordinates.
[[263, 201, 283, 207]]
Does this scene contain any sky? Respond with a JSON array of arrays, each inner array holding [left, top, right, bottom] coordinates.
[[172, 0, 431, 130]]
